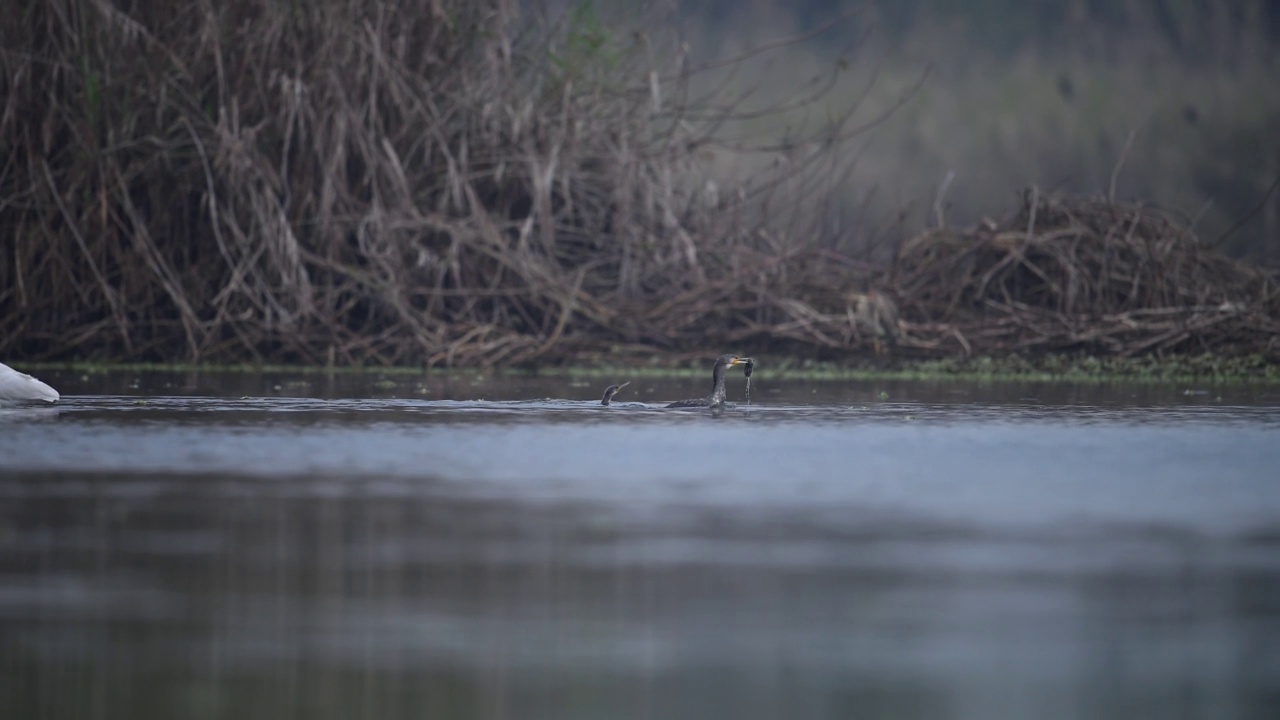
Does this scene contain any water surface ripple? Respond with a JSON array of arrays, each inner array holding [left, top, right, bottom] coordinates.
[[1, 375, 1278, 720]]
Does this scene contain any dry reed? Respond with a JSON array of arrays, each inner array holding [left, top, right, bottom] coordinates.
[[1, 0, 875, 366], [1, 2, 1274, 367]]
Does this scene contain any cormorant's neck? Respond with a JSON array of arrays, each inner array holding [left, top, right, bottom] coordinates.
[[710, 364, 728, 404]]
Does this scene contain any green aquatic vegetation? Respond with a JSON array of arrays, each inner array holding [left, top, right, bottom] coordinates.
[[604, 354, 1277, 384]]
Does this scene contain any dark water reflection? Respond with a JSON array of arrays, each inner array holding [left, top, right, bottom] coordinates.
[[2, 371, 1279, 719]]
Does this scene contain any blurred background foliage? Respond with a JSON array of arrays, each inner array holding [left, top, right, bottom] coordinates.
[[645, 0, 1279, 261]]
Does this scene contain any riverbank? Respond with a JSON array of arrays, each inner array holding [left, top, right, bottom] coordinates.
[[11, 351, 1279, 386]]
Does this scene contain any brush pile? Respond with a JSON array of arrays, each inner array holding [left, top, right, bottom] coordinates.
[[687, 190, 1280, 362], [890, 189, 1280, 358]]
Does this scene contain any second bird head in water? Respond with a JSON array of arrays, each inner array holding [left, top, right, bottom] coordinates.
[[600, 380, 631, 406]]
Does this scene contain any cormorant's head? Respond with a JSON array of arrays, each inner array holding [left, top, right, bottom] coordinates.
[[715, 354, 750, 368], [712, 355, 752, 380], [600, 380, 631, 406]]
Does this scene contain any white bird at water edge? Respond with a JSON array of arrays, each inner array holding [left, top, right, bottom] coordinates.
[[0, 362, 60, 404]]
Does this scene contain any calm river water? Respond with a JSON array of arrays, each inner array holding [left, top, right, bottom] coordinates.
[[2, 369, 1279, 720]]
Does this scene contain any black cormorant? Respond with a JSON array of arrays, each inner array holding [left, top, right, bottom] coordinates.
[[665, 354, 751, 408], [600, 381, 631, 406]]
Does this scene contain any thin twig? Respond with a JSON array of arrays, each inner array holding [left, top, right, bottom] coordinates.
[[1108, 129, 1137, 204], [933, 170, 955, 229]]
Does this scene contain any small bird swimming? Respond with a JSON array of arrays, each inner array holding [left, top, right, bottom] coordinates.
[[600, 381, 631, 406], [0, 362, 60, 404], [665, 354, 751, 408]]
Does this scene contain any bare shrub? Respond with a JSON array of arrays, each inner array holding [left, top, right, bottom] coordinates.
[[0, 0, 879, 366]]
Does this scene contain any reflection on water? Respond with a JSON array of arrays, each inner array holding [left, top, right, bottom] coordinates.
[[2, 372, 1279, 720]]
